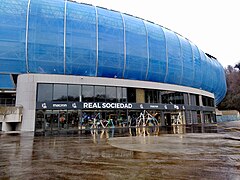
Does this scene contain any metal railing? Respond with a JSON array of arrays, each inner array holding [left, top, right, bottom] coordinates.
[[0, 98, 15, 107]]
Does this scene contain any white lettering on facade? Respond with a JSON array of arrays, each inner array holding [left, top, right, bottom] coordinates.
[[83, 103, 132, 109], [174, 105, 179, 110], [83, 103, 88, 108], [53, 104, 67, 108], [150, 105, 158, 108]]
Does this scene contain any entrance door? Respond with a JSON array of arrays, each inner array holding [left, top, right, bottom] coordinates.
[[67, 110, 80, 130], [44, 110, 60, 132], [35, 110, 45, 132], [164, 113, 171, 126]]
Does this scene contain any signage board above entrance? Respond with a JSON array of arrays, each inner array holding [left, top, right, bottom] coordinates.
[[36, 102, 200, 111]]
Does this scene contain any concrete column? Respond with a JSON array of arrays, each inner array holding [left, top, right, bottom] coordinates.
[[200, 111, 204, 124], [199, 95, 204, 123], [188, 94, 192, 124], [188, 93, 191, 105], [199, 95, 203, 106], [16, 75, 37, 132], [2, 122, 11, 131], [182, 111, 186, 125], [161, 112, 165, 126]]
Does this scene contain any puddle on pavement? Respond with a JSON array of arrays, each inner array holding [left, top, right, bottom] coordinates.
[[0, 122, 240, 179]]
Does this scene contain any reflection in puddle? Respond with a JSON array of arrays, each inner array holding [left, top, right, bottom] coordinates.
[[0, 123, 240, 179], [88, 124, 218, 140]]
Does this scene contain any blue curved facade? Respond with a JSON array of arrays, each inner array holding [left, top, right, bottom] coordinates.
[[0, 0, 226, 104]]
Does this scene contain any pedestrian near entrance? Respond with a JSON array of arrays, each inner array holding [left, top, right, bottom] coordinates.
[[59, 116, 65, 128]]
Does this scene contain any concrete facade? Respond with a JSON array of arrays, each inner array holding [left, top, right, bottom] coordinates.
[[15, 74, 214, 132], [0, 106, 23, 131]]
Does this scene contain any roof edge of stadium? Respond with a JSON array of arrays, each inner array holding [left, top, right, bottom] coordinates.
[[68, 0, 219, 62], [67, 1, 188, 40]]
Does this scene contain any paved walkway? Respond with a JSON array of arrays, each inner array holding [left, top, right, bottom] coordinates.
[[0, 122, 239, 179]]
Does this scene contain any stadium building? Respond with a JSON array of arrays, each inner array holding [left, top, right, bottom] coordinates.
[[0, 0, 227, 132]]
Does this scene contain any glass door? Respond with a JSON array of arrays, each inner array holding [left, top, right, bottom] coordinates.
[[52, 110, 60, 130], [44, 110, 60, 132], [45, 111, 52, 131], [67, 110, 80, 130], [35, 110, 45, 132]]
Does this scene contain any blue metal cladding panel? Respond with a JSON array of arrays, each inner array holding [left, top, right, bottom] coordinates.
[[0, 0, 227, 103], [200, 50, 213, 92], [178, 35, 194, 87], [221, 67, 227, 103], [97, 7, 124, 78], [144, 21, 166, 83], [0, 74, 15, 89], [212, 59, 222, 104], [207, 57, 215, 92], [210, 58, 218, 93], [163, 28, 182, 84], [66, 3, 96, 76], [215, 61, 227, 104], [0, 0, 27, 73], [123, 14, 148, 80], [190, 43, 202, 88], [211, 59, 218, 93], [28, 0, 64, 74]]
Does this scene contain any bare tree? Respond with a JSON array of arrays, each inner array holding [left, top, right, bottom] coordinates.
[[218, 63, 240, 112]]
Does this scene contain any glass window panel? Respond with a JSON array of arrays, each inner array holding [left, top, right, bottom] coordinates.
[[158, 91, 162, 103], [183, 93, 189, 105], [0, 98, 6, 105], [6, 99, 12, 105], [37, 84, 53, 102], [161, 93, 168, 104], [82, 85, 94, 102], [106, 86, 117, 102], [202, 96, 207, 106], [175, 92, 184, 104], [196, 95, 199, 106], [117, 87, 122, 103], [53, 84, 67, 101], [95, 86, 105, 102], [122, 88, 127, 103], [145, 90, 150, 103], [68, 85, 80, 102], [161, 91, 183, 104], [127, 88, 136, 103], [153, 90, 158, 103]]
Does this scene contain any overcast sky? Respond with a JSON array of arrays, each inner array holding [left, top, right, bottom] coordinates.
[[78, 0, 240, 67]]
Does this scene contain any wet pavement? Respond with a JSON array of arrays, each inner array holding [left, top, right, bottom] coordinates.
[[0, 122, 240, 179]]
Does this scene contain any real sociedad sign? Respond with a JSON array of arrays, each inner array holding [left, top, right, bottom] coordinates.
[[36, 102, 192, 111], [83, 102, 132, 109]]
